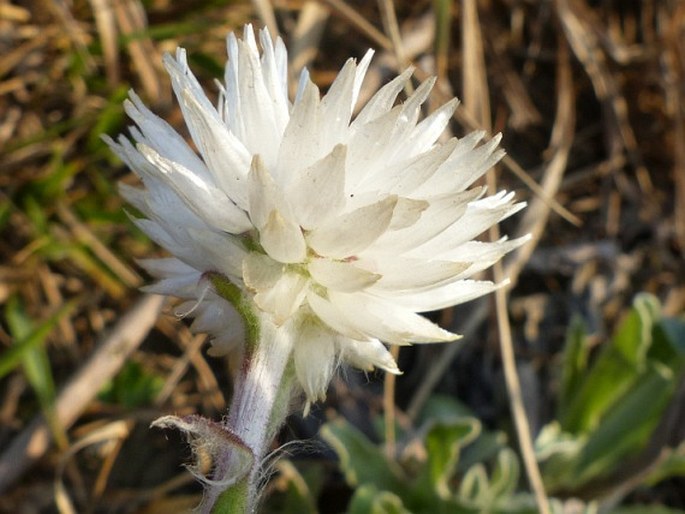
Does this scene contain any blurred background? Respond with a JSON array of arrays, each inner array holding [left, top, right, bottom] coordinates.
[[0, 0, 684, 512]]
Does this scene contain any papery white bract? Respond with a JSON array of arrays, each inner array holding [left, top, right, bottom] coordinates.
[[107, 25, 527, 405]]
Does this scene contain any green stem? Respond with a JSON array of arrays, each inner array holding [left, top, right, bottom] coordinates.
[[207, 272, 260, 353], [208, 359, 297, 513], [200, 274, 298, 513], [212, 479, 250, 514]]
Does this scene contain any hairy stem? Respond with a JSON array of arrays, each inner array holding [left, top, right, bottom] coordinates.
[[204, 315, 296, 513]]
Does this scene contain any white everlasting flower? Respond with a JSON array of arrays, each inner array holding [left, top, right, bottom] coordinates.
[[107, 25, 527, 405]]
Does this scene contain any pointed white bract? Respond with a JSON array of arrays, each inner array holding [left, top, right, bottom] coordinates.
[[109, 25, 528, 404]]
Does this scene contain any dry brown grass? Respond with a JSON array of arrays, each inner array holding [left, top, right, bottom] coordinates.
[[0, 0, 683, 512]]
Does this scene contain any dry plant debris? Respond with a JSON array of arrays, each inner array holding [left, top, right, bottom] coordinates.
[[0, 0, 683, 512]]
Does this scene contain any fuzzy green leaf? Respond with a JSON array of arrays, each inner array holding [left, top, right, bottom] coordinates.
[[561, 295, 661, 433], [348, 485, 411, 514], [321, 418, 405, 494]]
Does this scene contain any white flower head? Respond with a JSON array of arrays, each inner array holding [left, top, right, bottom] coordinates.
[[107, 25, 527, 404]]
